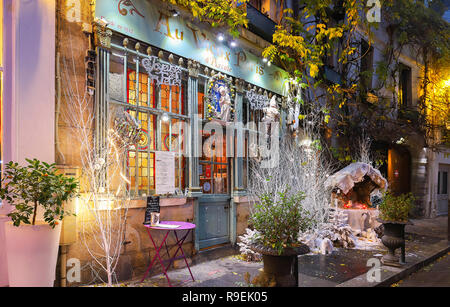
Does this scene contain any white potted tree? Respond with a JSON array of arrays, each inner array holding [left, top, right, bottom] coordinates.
[[0, 159, 78, 287]]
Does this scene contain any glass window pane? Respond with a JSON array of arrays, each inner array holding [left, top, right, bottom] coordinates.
[[171, 85, 180, 114], [199, 163, 212, 194], [443, 172, 448, 195], [160, 84, 170, 112], [112, 51, 188, 195], [213, 163, 227, 194], [161, 120, 170, 151], [438, 171, 441, 194], [109, 52, 125, 102]]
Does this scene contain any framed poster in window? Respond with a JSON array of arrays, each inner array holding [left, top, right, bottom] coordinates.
[[155, 151, 175, 195]]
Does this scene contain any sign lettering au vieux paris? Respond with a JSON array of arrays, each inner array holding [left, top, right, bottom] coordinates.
[[95, 0, 288, 95]]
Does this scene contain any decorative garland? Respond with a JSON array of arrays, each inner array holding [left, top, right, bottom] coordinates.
[[205, 73, 235, 122], [246, 89, 270, 110]]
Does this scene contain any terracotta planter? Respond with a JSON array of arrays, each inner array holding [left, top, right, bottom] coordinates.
[[251, 244, 309, 287], [5, 221, 61, 287], [378, 219, 409, 265]]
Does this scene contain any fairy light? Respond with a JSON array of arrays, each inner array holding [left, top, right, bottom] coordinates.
[[161, 112, 170, 122]]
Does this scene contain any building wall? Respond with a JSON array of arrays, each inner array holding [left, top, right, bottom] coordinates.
[[1, 0, 56, 202], [55, 0, 256, 285], [54, 0, 194, 286], [0, 0, 56, 286], [357, 20, 433, 217], [1, 0, 442, 287], [426, 147, 450, 217], [54, 0, 447, 285]]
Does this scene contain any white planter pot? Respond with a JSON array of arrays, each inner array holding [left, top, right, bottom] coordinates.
[[0, 215, 10, 286], [5, 221, 61, 287]]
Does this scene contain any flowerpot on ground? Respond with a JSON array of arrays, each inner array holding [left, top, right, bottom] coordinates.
[[376, 191, 415, 267], [0, 159, 78, 287], [251, 243, 310, 287], [5, 221, 62, 287], [377, 219, 409, 266], [0, 215, 9, 286]]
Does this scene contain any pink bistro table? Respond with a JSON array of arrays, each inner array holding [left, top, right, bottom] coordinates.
[[141, 221, 196, 287]]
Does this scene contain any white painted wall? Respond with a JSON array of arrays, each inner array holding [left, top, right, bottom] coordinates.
[[0, 0, 56, 286]]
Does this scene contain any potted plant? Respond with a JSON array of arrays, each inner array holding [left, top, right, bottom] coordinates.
[[0, 159, 78, 286], [249, 188, 313, 287], [377, 191, 415, 266]]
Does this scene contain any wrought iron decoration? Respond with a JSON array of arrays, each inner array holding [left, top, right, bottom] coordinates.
[[142, 55, 182, 87]]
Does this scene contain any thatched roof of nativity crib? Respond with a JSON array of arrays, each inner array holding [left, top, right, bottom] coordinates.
[[324, 162, 388, 195]]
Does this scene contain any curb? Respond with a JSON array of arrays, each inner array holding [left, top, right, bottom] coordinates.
[[374, 243, 450, 287]]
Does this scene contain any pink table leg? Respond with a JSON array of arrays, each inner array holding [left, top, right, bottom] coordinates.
[[140, 228, 170, 284], [174, 230, 195, 282]]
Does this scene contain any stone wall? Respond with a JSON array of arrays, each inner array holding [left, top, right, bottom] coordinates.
[[61, 198, 195, 286]]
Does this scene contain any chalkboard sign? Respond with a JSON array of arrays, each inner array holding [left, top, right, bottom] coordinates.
[[143, 196, 160, 225]]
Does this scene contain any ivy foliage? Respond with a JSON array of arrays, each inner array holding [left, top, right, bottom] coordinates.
[[163, 0, 249, 37], [378, 0, 450, 146], [0, 159, 79, 228], [262, 1, 369, 79], [260, 0, 375, 162]]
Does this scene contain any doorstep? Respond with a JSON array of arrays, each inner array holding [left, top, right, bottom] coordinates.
[[192, 244, 239, 266]]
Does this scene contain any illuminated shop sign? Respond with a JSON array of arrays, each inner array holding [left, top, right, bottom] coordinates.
[[95, 0, 288, 95]]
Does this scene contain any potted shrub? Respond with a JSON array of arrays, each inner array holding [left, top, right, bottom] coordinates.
[[377, 191, 415, 266], [249, 188, 313, 287], [0, 159, 78, 286]]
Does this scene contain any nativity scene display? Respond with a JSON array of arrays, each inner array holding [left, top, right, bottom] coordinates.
[[325, 162, 388, 210]]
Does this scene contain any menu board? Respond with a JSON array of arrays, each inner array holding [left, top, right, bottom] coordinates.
[[155, 151, 175, 195], [143, 196, 160, 225]]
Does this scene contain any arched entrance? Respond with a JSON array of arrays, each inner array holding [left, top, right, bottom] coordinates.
[[387, 145, 412, 195]]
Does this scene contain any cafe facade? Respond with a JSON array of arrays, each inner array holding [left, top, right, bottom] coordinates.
[[52, 0, 291, 284]]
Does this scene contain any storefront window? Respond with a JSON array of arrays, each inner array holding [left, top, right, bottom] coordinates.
[[242, 98, 265, 189], [199, 131, 229, 194], [109, 49, 188, 196], [198, 82, 205, 119], [198, 76, 229, 194]]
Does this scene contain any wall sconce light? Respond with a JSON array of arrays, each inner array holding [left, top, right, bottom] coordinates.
[[230, 41, 237, 48], [262, 58, 268, 63], [217, 33, 225, 41], [171, 9, 180, 17]]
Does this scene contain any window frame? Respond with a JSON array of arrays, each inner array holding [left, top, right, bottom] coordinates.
[[398, 63, 412, 109], [108, 45, 189, 197], [360, 39, 374, 91], [197, 74, 231, 195]]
